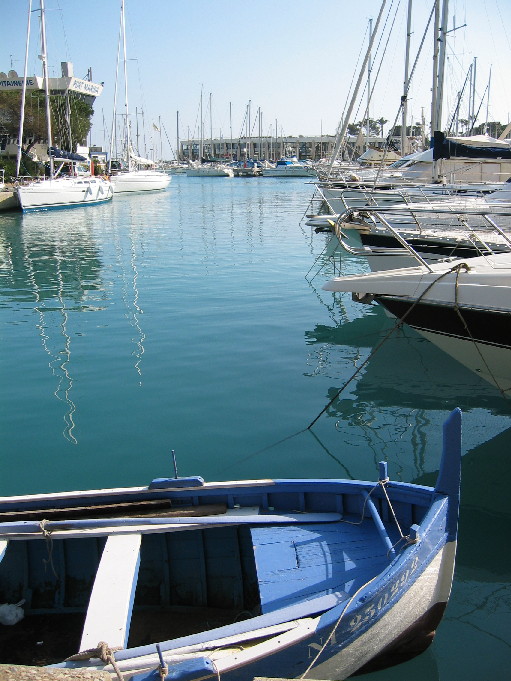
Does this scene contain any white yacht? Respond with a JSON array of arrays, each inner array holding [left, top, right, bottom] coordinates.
[[262, 158, 317, 178], [17, 173, 113, 212], [323, 251, 511, 394], [15, 1, 113, 212], [108, 1, 170, 194], [186, 162, 234, 177], [109, 165, 171, 193]]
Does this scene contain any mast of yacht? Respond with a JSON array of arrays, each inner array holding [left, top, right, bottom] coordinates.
[[16, 0, 33, 178], [431, 0, 449, 181], [108, 1, 123, 172], [470, 57, 477, 133], [366, 18, 372, 152], [229, 102, 233, 161], [199, 89, 203, 160], [326, 0, 387, 178], [209, 92, 213, 159], [176, 111, 180, 161], [401, 0, 413, 157], [121, 0, 132, 170], [39, 0, 54, 178]]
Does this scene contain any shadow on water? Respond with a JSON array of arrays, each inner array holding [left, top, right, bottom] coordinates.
[[305, 306, 510, 415]]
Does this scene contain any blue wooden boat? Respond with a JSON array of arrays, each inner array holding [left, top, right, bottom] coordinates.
[[0, 409, 462, 680]]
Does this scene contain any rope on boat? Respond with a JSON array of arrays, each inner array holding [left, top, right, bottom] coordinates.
[[450, 264, 507, 394], [299, 480, 418, 679], [39, 519, 58, 578], [65, 643, 123, 681], [306, 262, 471, 429], [299, 575, 378, 679]]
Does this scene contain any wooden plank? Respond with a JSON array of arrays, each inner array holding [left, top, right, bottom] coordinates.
[[0, 502, 227, 523], [251, 522, 389, 612], [80, 533, 141, 650], [0, 511, 341, 536]]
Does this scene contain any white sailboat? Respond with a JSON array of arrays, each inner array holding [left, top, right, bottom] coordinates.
[[108, 0, 170, 193], [186, 92, 233, 177], [16, 0, 113, 212]]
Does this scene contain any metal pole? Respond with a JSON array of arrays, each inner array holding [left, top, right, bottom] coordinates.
[[39, 0, 54, 177], [326, 0, 387, 177], [121, 0, 131, 167], [16, 0, 32, 177], [401, 0, 413, 156]]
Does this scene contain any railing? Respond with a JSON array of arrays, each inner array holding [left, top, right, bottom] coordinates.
[[330, 203, 511, 272]]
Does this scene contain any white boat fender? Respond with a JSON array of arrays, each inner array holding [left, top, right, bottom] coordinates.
[[0, 599, 25, 625]]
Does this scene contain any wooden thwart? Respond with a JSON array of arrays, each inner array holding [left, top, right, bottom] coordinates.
[[80, 533, 142, 650]]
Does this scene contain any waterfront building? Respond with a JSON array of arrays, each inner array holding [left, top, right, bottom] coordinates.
[[0, 61, 103, 161], [179, 133, 405, 163]]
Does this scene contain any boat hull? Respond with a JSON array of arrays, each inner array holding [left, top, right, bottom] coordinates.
[[0, 410, 461, 680], [17, 178, 113, 212], [377, 296, 511, 392], [262, 168, 316, 178], [186, 166, 234, 177], [110, 171, 171, 193]]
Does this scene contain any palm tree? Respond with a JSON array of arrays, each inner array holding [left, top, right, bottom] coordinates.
[[377, 117, 388, 137]]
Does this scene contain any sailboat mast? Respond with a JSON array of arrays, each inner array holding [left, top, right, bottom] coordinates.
[[326, 0, 387, 177], [366, 18, 372, 152], [108, 1, 123, 171], [229, 102, 232, 160], [39, 0, 54, 177], [209, 92, 213, 158], [431, 0, 449, 181], [401, 0, 413, 157], [199, 89, 203, 159], [176, 110, 180, 161], [16, 0, 33, 177], [121, 0, 131, 166], [470, 57, 477, 133]]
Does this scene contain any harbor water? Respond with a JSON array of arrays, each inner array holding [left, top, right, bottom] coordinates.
[[0, 176, 509, 679]]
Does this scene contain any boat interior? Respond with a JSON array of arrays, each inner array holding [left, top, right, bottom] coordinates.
[[0, 480, 432, 666]]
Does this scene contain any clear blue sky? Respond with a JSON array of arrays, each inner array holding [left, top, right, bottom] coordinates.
[[1, 0, 510, 157]]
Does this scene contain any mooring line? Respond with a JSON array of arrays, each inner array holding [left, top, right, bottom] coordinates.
[[306, 263, 470, 429]]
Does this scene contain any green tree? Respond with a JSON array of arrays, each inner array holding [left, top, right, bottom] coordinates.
[[473, 121, 507, 138], [0, 89, 93, 155], [376, 117, 388, 136]]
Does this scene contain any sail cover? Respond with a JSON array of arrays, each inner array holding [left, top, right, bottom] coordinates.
[[49, 147, 87, 161], [433, 131, 511, 160], [130, 153, 155, 166]]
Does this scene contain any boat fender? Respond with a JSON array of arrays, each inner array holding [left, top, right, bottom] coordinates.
[[131, 656, 216, 681], [0, 599, 25, 625]]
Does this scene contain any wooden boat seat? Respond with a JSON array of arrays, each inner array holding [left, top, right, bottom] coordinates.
[[80, 533, 142, 650], [251, 521, 390, 613]]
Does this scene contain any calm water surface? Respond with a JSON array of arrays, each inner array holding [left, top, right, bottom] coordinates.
[[0, 176, 509, 679]]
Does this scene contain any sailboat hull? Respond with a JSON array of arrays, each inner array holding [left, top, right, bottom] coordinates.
[[110, 170, 171, 192], [17, 177, 113, 212]]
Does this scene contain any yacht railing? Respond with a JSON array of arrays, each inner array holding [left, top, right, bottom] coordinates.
[[330, 204, 511, 272]]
